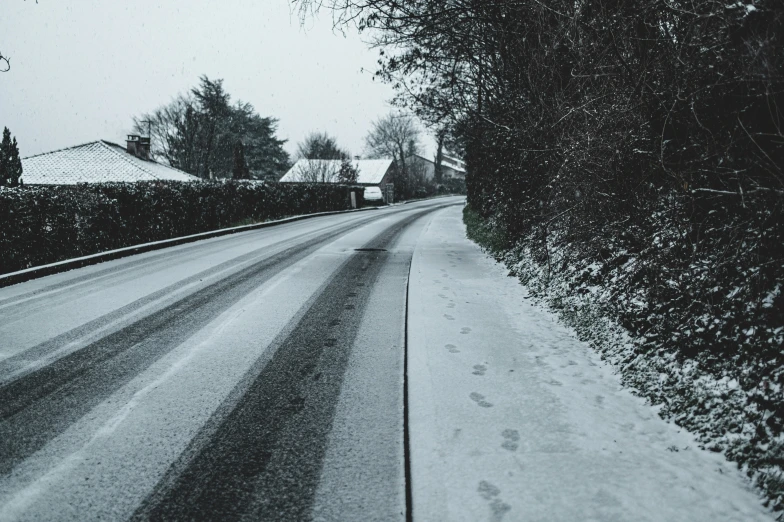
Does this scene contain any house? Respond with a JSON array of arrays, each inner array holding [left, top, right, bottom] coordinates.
[[408, 153, 466, 182], [279, 158, 396, 202], [441, 154, 467, 180], [20, 135, 199, 185]]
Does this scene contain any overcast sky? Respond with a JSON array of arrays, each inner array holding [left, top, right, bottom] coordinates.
[[1, 0, 430, 160]]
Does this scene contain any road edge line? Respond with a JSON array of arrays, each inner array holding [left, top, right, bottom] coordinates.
[[403, 242, 414, 522]]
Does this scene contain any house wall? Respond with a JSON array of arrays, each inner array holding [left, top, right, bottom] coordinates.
[[443, 165, 465, 180], [377, 167, 395, 204], [407, 154, 465, 181], [411, 156, 436, 181]]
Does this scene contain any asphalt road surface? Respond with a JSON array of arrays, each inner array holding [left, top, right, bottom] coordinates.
[[0, 197, 464, 522]]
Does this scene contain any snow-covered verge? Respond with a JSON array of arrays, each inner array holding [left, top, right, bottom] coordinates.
[[464, 205, 784, 514]]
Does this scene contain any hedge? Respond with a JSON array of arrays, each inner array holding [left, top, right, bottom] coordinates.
[[0, 180, 364, 275]]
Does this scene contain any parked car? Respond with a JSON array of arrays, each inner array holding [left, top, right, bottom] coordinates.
[[363, 186, 385, 205]]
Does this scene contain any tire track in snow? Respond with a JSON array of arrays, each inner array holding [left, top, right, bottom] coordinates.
[[0, 218, 365, 383], [0, 217, 372, 477], [131, 206, 442, 522]]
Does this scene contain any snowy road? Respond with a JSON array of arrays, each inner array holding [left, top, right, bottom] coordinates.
[[0, 198, 459, 521], [0, 197, 774, 521]]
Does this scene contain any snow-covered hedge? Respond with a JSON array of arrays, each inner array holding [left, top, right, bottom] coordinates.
[[464, 204, 784, 511], [0, 181, 363, 275]]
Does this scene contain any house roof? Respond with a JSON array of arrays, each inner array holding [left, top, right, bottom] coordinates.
[[21, 140, 200, 185], [279, 159, 393, 185], [412, 153, 466, 174], [442, 154, 466, 173]]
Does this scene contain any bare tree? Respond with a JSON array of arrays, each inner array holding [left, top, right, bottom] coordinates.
[[296, 132, 349, 160], [365, 112, 422, 197], [293, 160, 340, 183], [364, 113, 418, 161]]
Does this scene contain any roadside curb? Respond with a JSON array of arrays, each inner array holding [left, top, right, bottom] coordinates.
[[0, 207, 378, 288], [402, 194, 464, 205]]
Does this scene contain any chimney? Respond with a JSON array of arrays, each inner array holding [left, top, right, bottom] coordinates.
[[139, 136, 151, 160], [126, 134, 140, 156], [126, 134, 151, 160]]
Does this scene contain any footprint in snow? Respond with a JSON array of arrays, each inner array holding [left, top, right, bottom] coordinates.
[[473, 364, 487, 376], [501, 429, 520, 451], [461, 327, 472, 334], [469, 392, 493, 408], [445, 344, 460, 353], [478, 481, 512, 521], [478, 480, 501, 500], [444, 314, 455, 320]]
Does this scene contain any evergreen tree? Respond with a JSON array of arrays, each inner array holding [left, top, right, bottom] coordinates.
[[337, 157, 359, 184], [232, 141, 250, 179], [0, 128, 23, 187], [7, 137, 22, 186], [0, 127, 10, 187], [133, 76, 290, 181]]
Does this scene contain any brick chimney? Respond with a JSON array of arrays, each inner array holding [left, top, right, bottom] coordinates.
[[126, 134, 140, 155], [138, 136, 151, 160], [126, 134, 151, 160]]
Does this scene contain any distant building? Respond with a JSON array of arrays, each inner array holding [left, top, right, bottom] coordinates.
[[279, 158, 396, 202], [21, 135, 199, 185], [408, 154, 466, 182]]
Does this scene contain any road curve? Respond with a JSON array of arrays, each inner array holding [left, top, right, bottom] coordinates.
[[0, 196, 464, 522]]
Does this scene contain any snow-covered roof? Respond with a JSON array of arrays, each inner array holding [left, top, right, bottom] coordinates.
[[279, 159, 393, 185], [441, 154, 466, 174], [411, 153, 466, 175], [21, 140, 200, 185]]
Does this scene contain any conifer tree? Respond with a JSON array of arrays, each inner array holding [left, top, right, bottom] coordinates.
[[0, 127, 10, 187], [8, 138, 22, 186], [0, 128, 23, 187], [337, 157, 359, 184], [232, 141, 250, 179]]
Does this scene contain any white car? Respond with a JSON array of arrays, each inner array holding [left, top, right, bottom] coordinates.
[[363, 186, 384, 205]]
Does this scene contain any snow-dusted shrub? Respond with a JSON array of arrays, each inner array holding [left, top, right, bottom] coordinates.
[[0, 181, 363, 275]]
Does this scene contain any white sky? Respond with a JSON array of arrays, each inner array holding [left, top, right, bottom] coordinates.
[[1, 0, 433, 160]]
